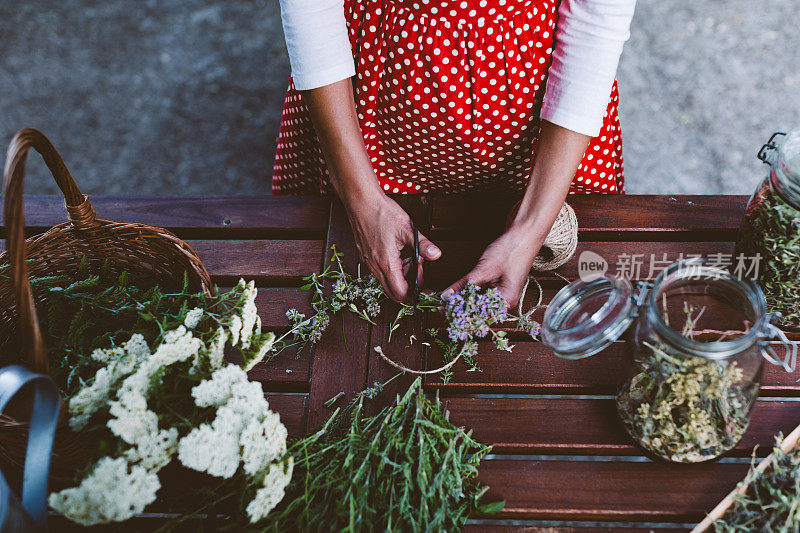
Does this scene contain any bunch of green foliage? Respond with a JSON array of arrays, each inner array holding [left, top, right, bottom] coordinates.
[[262, 378, 502, 532], [736, 180, 800, 328], [714, 441, 800, 531], [1, 258, 266, 398]]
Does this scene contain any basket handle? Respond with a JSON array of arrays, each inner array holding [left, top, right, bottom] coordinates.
[[2, 128, 98, 374]]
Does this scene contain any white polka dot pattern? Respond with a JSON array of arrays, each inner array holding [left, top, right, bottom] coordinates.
[[273, 0, 624, 195]]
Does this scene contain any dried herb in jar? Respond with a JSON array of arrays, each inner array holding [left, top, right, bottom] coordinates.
[[616, 341, 755, 463], [616, 303, 757, 463], [735, 180, 800, 329]]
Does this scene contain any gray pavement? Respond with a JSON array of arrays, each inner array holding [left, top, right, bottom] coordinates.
[[1, 0, 798, 196]]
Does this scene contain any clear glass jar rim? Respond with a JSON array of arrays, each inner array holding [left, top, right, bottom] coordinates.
[[646, 258, 768, 360], [542, 274, 635, 359]]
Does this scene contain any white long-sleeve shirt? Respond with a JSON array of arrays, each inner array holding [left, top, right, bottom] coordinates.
[[278, 0, 636, 137]]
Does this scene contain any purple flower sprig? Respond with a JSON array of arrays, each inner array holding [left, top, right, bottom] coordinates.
[[440, 281, 513, 373]]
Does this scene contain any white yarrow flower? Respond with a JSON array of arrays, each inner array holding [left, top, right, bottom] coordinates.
[[240, 411, 287, 477], [177, 424, 241, 478], [192, 364, 248, 407], [107, 399, 159, 446], [49, 457, 160, 526], [238, 281, 259, 348], [229, 315, 242, 346], [149, 326, 203, 367], [246, 457, 294, 523], [69, 334, 153, 431], [125, 428, 179, 471], [207, 326, 229, 370], [184, 307, 204, 329]]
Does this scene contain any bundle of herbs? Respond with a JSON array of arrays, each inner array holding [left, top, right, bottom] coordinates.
[[0, 260, 291, 527], [616, 304, 757, 463], [282, 246, 534, 383], [735, 180, 800, 329], [262, 378, 502, 532], [713, 440, 800, 531], [2, 258, 271, 397]]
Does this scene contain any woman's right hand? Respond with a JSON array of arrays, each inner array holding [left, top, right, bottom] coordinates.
[[299, 79, 440, 300], [344, 191, 441, 303]]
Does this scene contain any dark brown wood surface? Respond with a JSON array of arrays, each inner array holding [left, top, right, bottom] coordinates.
[[10, 193, 795, 532]]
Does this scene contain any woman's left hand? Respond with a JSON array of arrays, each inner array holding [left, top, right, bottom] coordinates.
[[445, 121, 590, 307], [445, 225, 544, 307]]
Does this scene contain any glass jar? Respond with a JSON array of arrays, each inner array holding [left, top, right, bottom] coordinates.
[[542, 258, 796, 464], [734, 128, 800, 330]]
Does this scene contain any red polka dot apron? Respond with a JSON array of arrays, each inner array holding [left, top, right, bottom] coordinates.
[[273, 0, 624, 195]]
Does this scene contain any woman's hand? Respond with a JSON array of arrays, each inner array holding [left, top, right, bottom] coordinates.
[[346, 192, 441, 302], [446, 224, 544, 307], [300, 80, 441, 302], [445, 121, 591, 307]]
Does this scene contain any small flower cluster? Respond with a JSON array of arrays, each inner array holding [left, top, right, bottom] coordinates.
[[517, 314, 542, 338], [278, 246, 387, 354], [442, 281, 512, 366], [50, 280, 291, 526], [285, 307, 329, 344], [179, 364, 293, 522]]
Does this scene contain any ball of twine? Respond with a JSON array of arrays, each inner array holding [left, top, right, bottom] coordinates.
[[532, 202, 578, 271]]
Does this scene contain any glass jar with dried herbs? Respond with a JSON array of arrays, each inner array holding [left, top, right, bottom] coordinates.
[[735, 128, 800, 330], [542, 259, 797, 464]]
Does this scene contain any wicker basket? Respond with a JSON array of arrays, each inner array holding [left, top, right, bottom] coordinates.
[[0, 128, 214, 487]]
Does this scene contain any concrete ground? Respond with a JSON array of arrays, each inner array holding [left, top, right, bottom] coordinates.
[[1, 0, 798, 196]]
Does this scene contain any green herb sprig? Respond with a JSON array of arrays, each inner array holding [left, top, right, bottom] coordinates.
[[281, 246, 529, 383]]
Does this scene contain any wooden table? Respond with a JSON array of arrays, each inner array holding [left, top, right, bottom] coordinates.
[[21, 194, 800, 532]]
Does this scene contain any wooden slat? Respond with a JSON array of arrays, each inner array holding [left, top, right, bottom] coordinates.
[[242, 288, 315, 387], [188, 240, 324, 284], [428, 341, 800, 393], [0, 240, 325, 283], [254, 288, 313, 329], [442, 396, 800, 455], [306, 200, 373, 429], [430, 194, 747, 235], [2, 195, 330, 237], [425, 241, 735, 288], [478, 459, 748, 521], [247, 347, 311, 389], [264, 393, 307, 437]]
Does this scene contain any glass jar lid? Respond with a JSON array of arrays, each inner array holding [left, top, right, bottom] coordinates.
[[542, 274, 637, 359], [760, 128, 800, 208]]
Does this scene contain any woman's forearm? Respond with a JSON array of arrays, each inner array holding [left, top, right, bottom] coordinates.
[[510, 120, 591, 242], [302, 79, 384, 209]]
